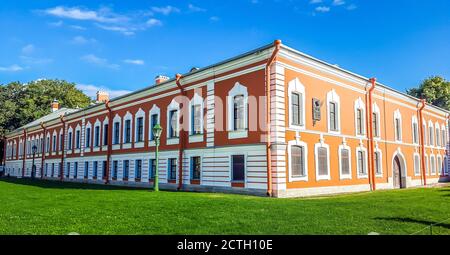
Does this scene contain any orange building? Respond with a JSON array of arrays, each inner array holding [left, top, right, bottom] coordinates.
[[3, 40, 450, 197]]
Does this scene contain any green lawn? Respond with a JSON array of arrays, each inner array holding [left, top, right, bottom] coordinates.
[[0, 177, 449, 235]]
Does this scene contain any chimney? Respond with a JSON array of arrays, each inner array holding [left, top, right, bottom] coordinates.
[[96, 91, 109, 103], [51, 99, 59, 112], [155, 75, 170, 85]]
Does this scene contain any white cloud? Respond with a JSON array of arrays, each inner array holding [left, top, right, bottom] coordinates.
[[76, 84, 131, 99], [146, 18, 162, 27], [188, 4, 206, 12], [0, 64, 24, 72], [210, 16, 220, 22], [42, 6, 127, 23], [71, 36, 96, 44], [20, 56, 53, 65], [309, 0, 322, 4], [21, 44, 35, 55], [151, 6, 180, 15], [48, 20, 63, 27], [81, 54, 119, 69], [70, 25, 86, 30], [95, 24, 135, 36], [347, 4, 357, 10], [315, 6, 330, 12], [124, 59, 145, 65], [333, 0, 345, 6]]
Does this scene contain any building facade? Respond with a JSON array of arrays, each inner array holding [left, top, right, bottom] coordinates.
[[3, 41, 450, 197]]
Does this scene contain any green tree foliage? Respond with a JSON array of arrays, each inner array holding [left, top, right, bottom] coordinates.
[[0, 79, 92, 137], [406, 76, 450, 110]]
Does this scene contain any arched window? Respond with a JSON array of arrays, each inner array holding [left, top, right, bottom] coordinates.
[[430, 155, 436, 175], [428, 121, 434, 146], [372, 102, 381, 138], [327, 90, 340, 134], [374, 149, 383, 177], [227, 82, 248, 139], [356, 146, 368, 178], [315, 141, 330, 180], [413, 153, 421, 176], [233, 95, 245, 131], [354, 98, 365, 136], [411, 116, 419, 144], [339, 144, 351, 180], [394, 110, 402, 142], [288, 78, 306, 128], [288, 139, 308, 182]]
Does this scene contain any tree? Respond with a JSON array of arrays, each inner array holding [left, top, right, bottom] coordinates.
[[406, 76, 450, 110], [0, 79, 93, 163]]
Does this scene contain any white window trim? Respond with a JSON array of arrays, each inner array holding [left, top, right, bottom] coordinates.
[[148, 104, 160, 146], [372, 102, 381, 139], [326, 89, 341, 134], [314, 141, 330, 181], [188, 92, 204, 143], [422, 119, 428, 146], [428, 120, 434, 147], [430, 154, 436, 175], [437, 155, 442, 176], [123, 112, 133, 148], [338, 143, 352, 180], [394, 109, 402, 142], [441, 124, 446, 148], [167, 99, 180, 144], [288, 78, 306, 130], [75, 124, 81, 153], [374, 147, 383, 177], [287, 139, 308, 182], [356, 146, 369, 179], [134, 108, 145, 148], [411, 115, 419, 145], [85, 122, 92, 152], [112, 114, 121, 150], [435, 122, 440, 148], [52, 130, 57, 152], [227, 82, 248, 139], [102, 117, 109, 150], [354, 97, 366, 137], [413, 152, 421, 176], [66, 127, 73, 154]]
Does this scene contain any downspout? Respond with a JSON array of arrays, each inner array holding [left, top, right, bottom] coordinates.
[[175, 74, 186, 190], [105, 101, 113, 184], [40, 122, 46, 179], [22, 129, 27, 177], [59, 115, 66, 181], [367, 78, 377, 191], [266, 40, 282, 197], [418, 99, 427, 186]]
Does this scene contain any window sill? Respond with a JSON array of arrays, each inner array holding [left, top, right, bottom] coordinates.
[[122, 143, 132, 149], [288, 124, 306, 131], [148, 140, 156, 147], [316, 175, 331, 181], [135, 142, 144, 148], [93, 147, 100, 152], [112, 144, 120, 150], [289, 176, 308, 182], [357, 174, 369, 179], [189, 134, 204, 143], [228, 130, 248, 140], [167, 138, 179, 145], [339, 175, 352, 180]]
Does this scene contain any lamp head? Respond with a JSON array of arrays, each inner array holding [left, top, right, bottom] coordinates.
[[152, 124, 163, 139]]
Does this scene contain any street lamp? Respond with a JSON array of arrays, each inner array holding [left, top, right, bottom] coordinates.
[[31, 145, 37, 179], [152, 124, 162, 192]]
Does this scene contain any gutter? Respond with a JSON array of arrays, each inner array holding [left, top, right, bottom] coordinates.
[[418, 99, 427, 186], [175, 74, 186, 190], [266, 40, 282, 197], [40, 122, 46, 179]]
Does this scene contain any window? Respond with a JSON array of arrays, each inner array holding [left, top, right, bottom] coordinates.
[[102, 161, 107, 179], [232, 155, 245, 182], [124, 119, 131, 143], [46, 136, 50, 152], [437, 156, 442, 175], [395, 118, 402, 141], [136, 117, 144, 142], [329, 102, 338, 131], [168, 158, 177, 180], [52, 135, 57, 152], [66, 162, 70, 177], [76, 130, 80, 149], [191, 105, 202, 135], [112, 161, 118, 179], [414, 154, 421, 176], [191, 156, 201, 180], [357, 149, 367, 176], [340, 148, 350, 178], [317, 147, 329, 177], [291, 145, 306, 178], [356, 108, 364, 135], [94, 126, 100, 147], [59, 133, 63, 150], [68, 132, 72, 150], [103, 124, 109, 146], [149, 159, 156, 179], [291, 92, 303, 126], [113, 122, 120, 144], [150, 114, 158, 140], [233, 95, 245, 131], [412, 122, 419, 144], [431, 156, 436, 175], [135, 160, 142, 180], [423, 123, 427, 145], [86, 127, 91, 147], [84, 162, 89, 178], [169, 110, 178, 138], [74, 162, 78, 179], [123, 160, 129, 179], [436, 127, 440, 147], [425, 155, 429, 175], [373, 112, 379, 137], [45, 163, 48, 176], [51, 163, 55, 177], [93, 161, 98, 178], [429, 126, 434, 146], [374, 151, 382, 175], [442, 129, 446, 147]]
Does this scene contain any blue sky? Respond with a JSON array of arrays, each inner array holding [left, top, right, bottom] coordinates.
[[1, 0, 449, 99]]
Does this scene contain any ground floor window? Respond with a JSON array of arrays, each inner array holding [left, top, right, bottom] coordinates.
[[339, 147, 350, 178], [191, 156, 201, 180], [66, 162, 70, 177], [414, 154, 421, 176], [291, 145, 306, 178], [93, 161, 98, 178], [84, 162, 89, 178], [149, 159, 156, 179], [168, 158, 177, 180], [135, 160, 142, 180], [102, 161, 107, 179], [431, 155, 436, 175], [74, 162, 78, 179], [123, 160, 129, 179], [315, 143, 330, 180], [112, 161, 118, 179], [232, 155, 245, 182], [356, 148, 367, 177], [374, 151, 382, 176]]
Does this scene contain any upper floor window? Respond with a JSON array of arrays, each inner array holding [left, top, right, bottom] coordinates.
[[412, 117, 419, 144], [85, 127, 91, 147], [191, 105, 202, 135], [103, 123, 109, 146], [394, 110, 402, 142], [329, 102, 338, 131], [233, 95, 245, 131], [372, 103, 381, 138], [429, 124, 434, 146], [435, 126, 440, 147], [59, 133, 63, 151], [136, 117, 144, 142], [150, 114, 158, 140], [354, 98, 365, 136], [169, 110, 179, 138], [67, 132, 72, 150], [52, 135, 57, 152], [113, 122, 120, 145], [227, 83, 248, 137], [288, 78, 306, 128], [124, 119, 131, 143], [75, 130, 80, 149], [94, 126, 100, 147], [327, 90, 340, 133]]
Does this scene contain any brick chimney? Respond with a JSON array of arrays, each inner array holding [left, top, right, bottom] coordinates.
[[96, 91, 109, 103], [155, 75, 170, 85], [51, 99, 59, 112]]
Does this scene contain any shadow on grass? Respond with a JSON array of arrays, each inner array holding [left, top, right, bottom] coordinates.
[[375, 217, 450, 230], [0, 176, 150, 191]]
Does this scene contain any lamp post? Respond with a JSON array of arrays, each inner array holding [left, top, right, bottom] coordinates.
[[31, 145, 37, 179], [152, 124, 162, 192]]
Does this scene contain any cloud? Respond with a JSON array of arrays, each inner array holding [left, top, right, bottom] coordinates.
[[210, 16, 220, 22], [95, 24, 135, 36], [81, 54, 119, 69], [332, 0, 345, 6], [188, 4, 206, 12], [0, 64, 24, 72], [71, 36, 96, 44], [315, 6, 330, 12], [20, 56, 53, 65], [251, 0, 259, 4], [21, 44, 35, 55], [42, 6, 127, 23], [70, 25, 86, 30], [76, 84, 131, 99], [151, 6, 180, 15], [309, 0, 322, 4], [347, 4, 357, 10], [48, 20, 63, 27], [124, 59, 145, 65], [146, 18, 162, 27]]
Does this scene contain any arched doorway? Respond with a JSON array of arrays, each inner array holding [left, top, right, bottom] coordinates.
[[393, 156, 406, 189]]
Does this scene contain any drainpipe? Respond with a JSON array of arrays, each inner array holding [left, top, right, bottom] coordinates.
[[22, 129, 27, 178], [418, 99, 427, 186], [105, 101, 113, 184], [367, 78, 377, 191], [175, 73, 186, 190], [59, 115, 66, 181], [40, 122, 46, 179], [266, 40, 282, 197]]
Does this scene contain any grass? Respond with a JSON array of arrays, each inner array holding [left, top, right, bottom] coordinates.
[[0, 177, 449, 235]]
